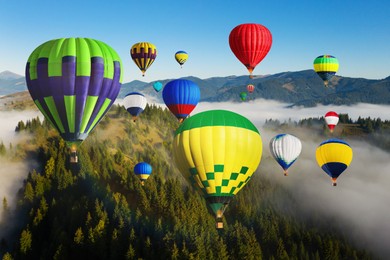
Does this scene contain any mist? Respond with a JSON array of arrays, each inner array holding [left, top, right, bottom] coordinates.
[[187, 99, 390, 258], [0, 111, 41, 225]]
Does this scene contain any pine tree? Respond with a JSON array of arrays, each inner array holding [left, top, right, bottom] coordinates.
[[19, 229, 32, 254], [24, 182, 34, 203]]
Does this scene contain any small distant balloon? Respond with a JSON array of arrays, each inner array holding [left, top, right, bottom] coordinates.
[[239, 92, 247, 101], [134, 162, 152, 186], [324, 111, 339, 133], [247, 84, 255, 93], [175, 51, 188, 68], [153, 81, 163, 92], [313, 55, 339, 86]]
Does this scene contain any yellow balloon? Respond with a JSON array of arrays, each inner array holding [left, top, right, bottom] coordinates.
[[316, 139, 353, 186], [173, 110, 262, 228], [175, 50, 188, 67], [130, 42, 157, 76]]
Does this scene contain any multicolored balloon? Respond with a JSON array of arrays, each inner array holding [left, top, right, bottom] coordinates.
[[324, 111, 339, 133], [173, 110, 263, 228], [162, 79, 200, 122], [152, 81, 163, 92], [25, 38, 123, 162], [316, 139, 353, 186], [123, 92, 147, 122], [175, 51, 188, 67], [313, 55, 339, 86], [130, 42, 157, 76], [229, 23, 272, 78], [239, 91, 247, 101], [247, 84, 255, 93], [134, 162, 152, 186], [269, 134, 302, 176]]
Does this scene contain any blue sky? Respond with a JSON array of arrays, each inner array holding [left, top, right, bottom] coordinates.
[[1, 0, 389, 83]]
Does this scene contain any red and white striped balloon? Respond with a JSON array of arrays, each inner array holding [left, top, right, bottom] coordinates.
[[324, 111, 339, 133], [247, 84, 255, 93]]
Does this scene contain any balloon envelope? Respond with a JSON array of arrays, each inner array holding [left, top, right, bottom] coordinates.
[[123, 92, 147, 120], [130, 42, 157, 76], [25, 37, 123, 149], [269, 134, 302, 175], [152, 81, 163, 92], [316, 139, 353, 186], [162, 79, 200, 122], [175, 51, 188, 67], [313, 55, 339, 86], [239, 92, 247, 101], [173, 109, 263, 228], [247, 84, 255, 93], [324, 111, 339, 133], [229, 23, 272, 77], [134, 162, 152, 185]]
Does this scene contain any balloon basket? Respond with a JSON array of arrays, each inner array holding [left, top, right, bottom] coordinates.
[[216, 217, 223, 229], [69, 149, 78, 164]]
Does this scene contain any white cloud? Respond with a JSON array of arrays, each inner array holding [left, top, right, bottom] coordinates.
[[0, 111, 41, 224]]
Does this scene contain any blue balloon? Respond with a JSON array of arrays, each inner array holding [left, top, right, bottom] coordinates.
[[134, 162, 152, 185], [153, 81, 163, 92], [162, 79, 200, 122]]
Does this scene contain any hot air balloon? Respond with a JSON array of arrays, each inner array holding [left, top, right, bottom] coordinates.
[[175, 51, 188, 68], [134, 162, 152, 186], [173, 110, 263, 228], [162, 79, 200, 122], [269, 134, 302, 176], [25, 38, 123, 163], [313, 55, 339, 86], [324, 111, 339, 133], [123, 92, 147, 122], [229, 23, 272, 78], [152, 81, 163, 92], [239, 92, 247, 101], [247, 84, 255, 93], [316, 139, 353, 186], [130, 42, 157, 76]]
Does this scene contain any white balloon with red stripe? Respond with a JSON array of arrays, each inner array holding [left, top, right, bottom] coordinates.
[[324, 111, 339, 133]]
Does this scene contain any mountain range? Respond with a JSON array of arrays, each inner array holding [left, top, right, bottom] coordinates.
[[1, 70, 389, 107]]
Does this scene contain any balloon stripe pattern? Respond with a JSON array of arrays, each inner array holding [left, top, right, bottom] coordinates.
[[313, 55, 339, 84], [229, 23, 272, 76], [162, 79, 200, 120], [325, 111, 339, 132], [269, 134, 302, 173], [316, 139, 353, 184], [130, 42, 157, 76], [25, 38, 122, 147], [173, 110, 262, 217], [247, 84, 255, 93], [123, 92, 147, 118], [239, 92, 247, 101], [175, 51, 188, 66]]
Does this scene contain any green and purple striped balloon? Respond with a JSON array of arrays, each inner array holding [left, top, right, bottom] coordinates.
[[25, 38, 123, 148]]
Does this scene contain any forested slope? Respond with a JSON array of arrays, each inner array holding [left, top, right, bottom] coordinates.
[[0, 105, 373, 260]]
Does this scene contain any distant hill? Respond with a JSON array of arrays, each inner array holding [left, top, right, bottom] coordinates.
[[1, 70, 389, 107], [0, 71, 26, 95]]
